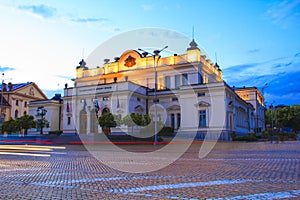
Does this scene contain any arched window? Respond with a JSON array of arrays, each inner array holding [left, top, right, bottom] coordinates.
[[23, 111, 27, 115], [15, 110, 19, 118]]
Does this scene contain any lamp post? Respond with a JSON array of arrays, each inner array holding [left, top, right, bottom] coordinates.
[[37, 106, 47, 134], [0, 73, 4, 125], [138, 46, 168, 145]]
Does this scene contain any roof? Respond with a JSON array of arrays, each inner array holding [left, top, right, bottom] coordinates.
[[0, 82, 33, 92]]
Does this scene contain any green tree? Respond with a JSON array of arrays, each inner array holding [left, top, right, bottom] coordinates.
[[98, 113, 117, 134], [266, 104, 300, 132], [121, 113, 137, 135], [15, 115, 36, 135], [1, 118, 18, 134]]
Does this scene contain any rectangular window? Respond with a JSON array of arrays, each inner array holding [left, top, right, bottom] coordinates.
[[67, 117, 71, 125], [199, 110, 207, 127], [198, 92, 205, 97], [16, 100, 19, 106], [171, 114, 175, 128], [24, 101, 27, 107], [198, 72, 202, 84], [182, 73, 188, 85], [165, 76, 171, 89], [103, 97, 109, 101], [175, 75, 181, 88], [177, 113, 181, 129], [172, 97, 178, 101]]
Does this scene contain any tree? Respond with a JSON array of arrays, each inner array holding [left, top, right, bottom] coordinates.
[[121, 113, 152, 136], [1, 118, 18, 134], [98, 112, 117, 134], [266, 104, 300, 132], [121, 113, 137, 135], [15, 115, 36, 135]]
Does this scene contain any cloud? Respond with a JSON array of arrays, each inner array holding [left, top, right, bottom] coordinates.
[[18, 4, 56, 18], [0, 65, 15, 72], [223, 53, 300, 105], [55, 75, 73, 80], [247, 49, 260, 54], [266, 0, 300, 28], [71, 17, 109, 23]]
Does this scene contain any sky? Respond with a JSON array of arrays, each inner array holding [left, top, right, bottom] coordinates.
[[0, 0, 299, 106]]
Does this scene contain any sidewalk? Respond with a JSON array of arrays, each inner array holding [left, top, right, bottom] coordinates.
[[0, 133, 169, 145]]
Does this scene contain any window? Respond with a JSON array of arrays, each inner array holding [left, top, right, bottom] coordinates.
[[175, 75, 181, 88], [165, 76, 171, 89], [198, 92, 205, 97], [199, 110, 206, 127], [23, 111, 27, 115], [15, 110, 18, 118], [24, 101, 27, 107], [182, 73, 188, 85], [16, 100, 19, 106], [137, 97, 141, 102], [177, 113, 181, 129], [103, 96, 109, 101], [198, 72, 203, 84], [67, 117, 71, 125], [171, 114, 175, 128], [172, 97, 178, 101]]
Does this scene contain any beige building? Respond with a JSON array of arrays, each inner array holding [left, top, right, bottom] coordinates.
[[28, 94, 63, 134], [62, 39, 265, 140], [0, 82, 47, 123], [234, 87, 265, 132]]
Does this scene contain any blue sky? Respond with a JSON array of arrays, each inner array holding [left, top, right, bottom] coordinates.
[[0, 0, 299, 106]]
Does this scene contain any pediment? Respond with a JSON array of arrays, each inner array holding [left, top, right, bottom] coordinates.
[[119, 50, 143, 71], [195, 101, 210, 108], [167, 104, 180, 111]]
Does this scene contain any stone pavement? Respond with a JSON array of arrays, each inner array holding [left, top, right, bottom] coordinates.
[[0, 141, 300, 199]]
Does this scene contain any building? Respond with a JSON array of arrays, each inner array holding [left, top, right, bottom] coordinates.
[[28, 94, 63, 134], [62, 39, 265, 141], [0, 82, 48, 123], [234, 87, 265, 133]]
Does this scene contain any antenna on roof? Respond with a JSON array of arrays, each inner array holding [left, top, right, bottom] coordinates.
[[192, 26, 195, 40], [215, 52, 218, 64], [82, 48, 85, 59]]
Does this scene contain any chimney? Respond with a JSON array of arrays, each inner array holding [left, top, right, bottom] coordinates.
[[8, 82, 13, 91]]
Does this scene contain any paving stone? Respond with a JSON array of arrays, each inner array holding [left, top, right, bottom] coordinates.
[[0, 142, 299, 199]]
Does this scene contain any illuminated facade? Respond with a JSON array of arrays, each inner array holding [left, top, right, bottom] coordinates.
[[63, 40, 264, 140], [0, 82, 47, 122]]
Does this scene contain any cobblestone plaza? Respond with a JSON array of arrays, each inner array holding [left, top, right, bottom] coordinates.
[[1, 141, 300, 199]]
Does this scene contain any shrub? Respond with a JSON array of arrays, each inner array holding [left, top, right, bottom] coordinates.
[[230, 131, 237, 141], [235, 133, 258, 142], [288, 132, 298, 141], [49, 130, 63, 136], [158, 126, 174, 137], [261, 131, 269, 139]]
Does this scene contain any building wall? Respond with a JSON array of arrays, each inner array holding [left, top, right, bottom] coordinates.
[[62, 44, 259, 140]]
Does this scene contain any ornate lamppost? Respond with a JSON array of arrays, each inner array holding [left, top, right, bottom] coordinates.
[[36, 106, 47, 134], [138, 46, 168, 145]]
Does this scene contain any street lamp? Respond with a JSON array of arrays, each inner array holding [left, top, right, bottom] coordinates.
[[138, 46, 168, 145], [36, 106, 47, 134], [0, 73, 4, 124]]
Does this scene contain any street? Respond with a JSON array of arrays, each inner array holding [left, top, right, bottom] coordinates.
[[0, 141, 300, 199]]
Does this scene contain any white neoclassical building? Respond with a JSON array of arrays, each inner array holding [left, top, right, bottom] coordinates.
[[62, 39, 265, 141]]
